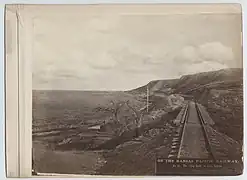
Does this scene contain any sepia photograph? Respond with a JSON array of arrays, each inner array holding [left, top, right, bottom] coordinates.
[[31, 4, 243, 176]]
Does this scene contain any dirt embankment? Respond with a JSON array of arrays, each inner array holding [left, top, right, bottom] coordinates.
[[206, 89, 243, 143], [193, 87, 243, 143]]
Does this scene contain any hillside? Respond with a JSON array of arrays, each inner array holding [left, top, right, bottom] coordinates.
[[174, 68, 243, 143], [128, 68, 243, 142], [128, 79, 178, 95], [128, 68, 242, 95], [173, 68, 243, 94]]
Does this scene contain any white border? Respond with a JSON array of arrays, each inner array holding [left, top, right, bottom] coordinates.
[[18, 5, 33, 177], [5, 5, 33, 177], [5, 5, 19, 177]]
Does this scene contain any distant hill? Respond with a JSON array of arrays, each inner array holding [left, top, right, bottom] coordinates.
[[172, 68, 243, 94], [128, 68, 242, 96], [128, 79, 178, 95], [128, 68, 243, 142]]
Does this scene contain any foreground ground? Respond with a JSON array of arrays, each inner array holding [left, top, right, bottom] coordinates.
[[33, 90, 181, 174]]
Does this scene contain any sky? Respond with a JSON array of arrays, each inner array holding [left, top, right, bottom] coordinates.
[[32, 5, 242, 91]]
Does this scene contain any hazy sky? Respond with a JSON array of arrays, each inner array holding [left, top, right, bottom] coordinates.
[[32, 5, 242, 90]]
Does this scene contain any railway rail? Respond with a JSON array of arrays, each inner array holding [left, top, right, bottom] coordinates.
[[168, 101, 216, 160]]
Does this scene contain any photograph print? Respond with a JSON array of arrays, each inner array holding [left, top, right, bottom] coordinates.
[[32, 4, 243, 176]]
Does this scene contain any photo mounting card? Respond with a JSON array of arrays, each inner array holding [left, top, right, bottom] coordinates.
[[5, 3, 243, 177]]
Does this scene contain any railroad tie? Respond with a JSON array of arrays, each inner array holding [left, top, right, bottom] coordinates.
[[171, 145, 178, 149], [168, 154, 176, 158], [170, 149, 178, 154]]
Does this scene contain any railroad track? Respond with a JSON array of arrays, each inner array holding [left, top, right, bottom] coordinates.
[[168, 101, 216, 160], [195, 102, 216, 160]]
